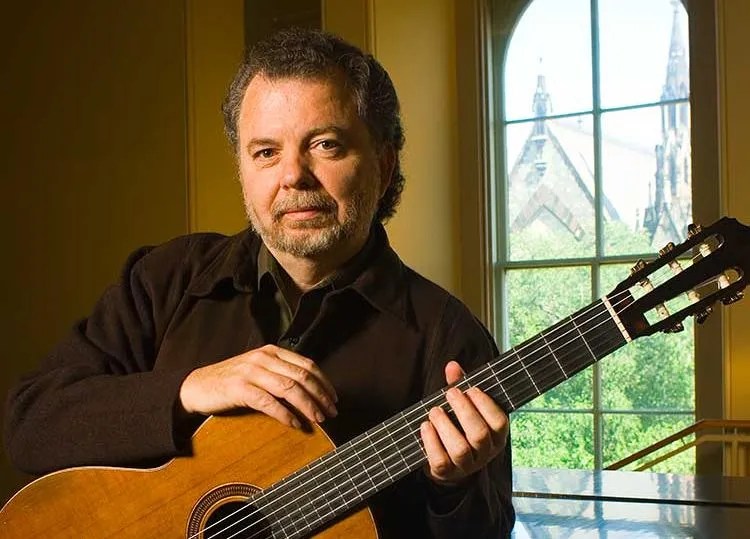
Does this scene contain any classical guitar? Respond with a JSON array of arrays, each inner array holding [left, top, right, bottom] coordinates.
[[2, 217, 749, 538]]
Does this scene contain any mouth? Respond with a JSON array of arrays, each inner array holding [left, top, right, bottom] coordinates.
[[272, 193, 338, 225], [281, 206, 325, 219], [275, 205, 337, 229]]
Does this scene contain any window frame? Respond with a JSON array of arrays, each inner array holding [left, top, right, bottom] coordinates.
[[461, 0, 725, 471]]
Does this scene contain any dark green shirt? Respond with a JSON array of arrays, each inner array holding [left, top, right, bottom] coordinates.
[[256, 229, 379, 348]]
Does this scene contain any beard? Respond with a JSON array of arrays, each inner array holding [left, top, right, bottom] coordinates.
[[245, 185, 379, 258]]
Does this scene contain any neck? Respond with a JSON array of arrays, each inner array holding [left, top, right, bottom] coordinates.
[[268, 234, 369, 296]]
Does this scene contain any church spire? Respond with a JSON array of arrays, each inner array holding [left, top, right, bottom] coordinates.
[[532, 58, 552, 118], [644, 0, 692, 244], [662, 0, 689, 101]]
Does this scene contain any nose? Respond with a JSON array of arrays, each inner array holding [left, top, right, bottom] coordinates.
[[279, 150, 316, 190]]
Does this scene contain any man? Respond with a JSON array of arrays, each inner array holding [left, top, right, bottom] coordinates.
[[4, 28, 514, 538]]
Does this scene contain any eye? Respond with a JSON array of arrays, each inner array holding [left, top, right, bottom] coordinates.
[[319, 139, 339, 150], [253, 148, 277, 160], [314, 138, 344, 156]]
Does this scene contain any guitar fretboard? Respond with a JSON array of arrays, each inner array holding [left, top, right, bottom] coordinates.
[[240, 296, 630, 539]]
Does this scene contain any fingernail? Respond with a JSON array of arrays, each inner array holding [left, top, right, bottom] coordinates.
[[292, 418, 302, 429], [316, 411, 325, 423]]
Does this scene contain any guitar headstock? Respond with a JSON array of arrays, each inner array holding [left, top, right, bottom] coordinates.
[[609, 217, 749, 339]]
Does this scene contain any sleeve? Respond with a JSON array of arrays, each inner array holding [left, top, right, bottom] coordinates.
[[421, 296, 516, 539], [3, 243, 197, 475]]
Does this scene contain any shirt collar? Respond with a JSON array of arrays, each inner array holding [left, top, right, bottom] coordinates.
[[187, 224, 410, 324]]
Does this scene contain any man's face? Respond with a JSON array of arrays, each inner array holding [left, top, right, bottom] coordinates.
[[237, 74, 391, 260]]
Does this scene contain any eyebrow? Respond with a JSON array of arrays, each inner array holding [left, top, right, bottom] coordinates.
[[246, 137, 279, 150], [246, 125, 350, 150], [307, 125, 348, 139]]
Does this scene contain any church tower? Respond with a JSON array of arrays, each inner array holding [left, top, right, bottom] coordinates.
[[642, 0, 692, 245]]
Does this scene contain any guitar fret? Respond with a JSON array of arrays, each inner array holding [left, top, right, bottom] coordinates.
[[514, 349, 541, 395], [570, 314, 596, 362], [541, 332, 568, 379], [319, 457, 342, 516], [276, 516, 291, 539], [280, 463, 333, 538], [351, 444, 377, 492], [385, 413, 413, 471], [576, 301, 625, 361], [290, 486, 314, 536], [266, 475, 307, 539], [276, 492, 297, 539], [364, 430, 396, 484], [491, 366, 514, 409], [335, 451, 364, 503]]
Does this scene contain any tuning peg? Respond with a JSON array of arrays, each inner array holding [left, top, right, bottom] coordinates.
[[659, 242, 676, 256], [722, 291, 745, 305], [630, 259, 646, 275], [695, 306, 713, 324], [664, 322, 685, 333], [687, 223, 703, 238]]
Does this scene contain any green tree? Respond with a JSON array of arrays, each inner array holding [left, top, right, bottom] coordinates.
[[504, 221, 695, 472]]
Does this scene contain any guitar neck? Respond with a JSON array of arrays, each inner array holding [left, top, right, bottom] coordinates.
[[251, 294, 631, 538]]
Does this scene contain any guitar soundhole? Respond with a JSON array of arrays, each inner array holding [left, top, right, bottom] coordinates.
[[188, 482, 273, 539]]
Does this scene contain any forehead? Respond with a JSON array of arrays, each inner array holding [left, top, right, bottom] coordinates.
[[239, 74, 360, 129]]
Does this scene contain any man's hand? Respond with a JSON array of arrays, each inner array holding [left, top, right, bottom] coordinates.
[[420, 360, 509, 486], [178, 344, 338, 429]]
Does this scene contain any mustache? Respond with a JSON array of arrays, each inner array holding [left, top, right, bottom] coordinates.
[[271, 192, 337, 220]]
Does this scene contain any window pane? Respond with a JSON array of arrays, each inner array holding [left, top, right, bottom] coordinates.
[[601, 327, 695, 410], [599, 0, 689, 109], [600, 263, 695, 410], [506, 266, 592, 408], [504, 0, 592, 121], [601, 105, 692, 256], [511, 412, 594, 468], [600, 326, 694, 405], [522, 366, 592, 410], [506, 115, 596, 260], [603, 413, 695, 473]]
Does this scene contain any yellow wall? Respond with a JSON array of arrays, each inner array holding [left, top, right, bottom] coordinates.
[[717, 2, 750, 419], [0, 0, 190, 504], [368, 0, 463, 296], [186, 0, 247, 234]]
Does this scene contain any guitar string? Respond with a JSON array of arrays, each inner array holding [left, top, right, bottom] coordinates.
[[197, 285, 639, 539], [219, 296, 630, 539], [200, 268, 685, 539], [211, 284, 688, 539], [200, 258, 710, 539], [225, 312, 626, 539], [241, 249, 724, 539], [198, 292, 627, 539], [203, 266, 692, 531]]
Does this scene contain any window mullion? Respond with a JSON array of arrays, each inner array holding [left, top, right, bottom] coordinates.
[[590, 0, 604, 471]]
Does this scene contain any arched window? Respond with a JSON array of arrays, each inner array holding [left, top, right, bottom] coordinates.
[[489, 0, 698, 470]]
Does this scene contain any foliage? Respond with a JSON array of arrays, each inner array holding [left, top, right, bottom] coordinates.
[[502, 221, 695, 473]]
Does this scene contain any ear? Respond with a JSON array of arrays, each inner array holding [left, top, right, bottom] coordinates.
[[377, 144, 396, 199]]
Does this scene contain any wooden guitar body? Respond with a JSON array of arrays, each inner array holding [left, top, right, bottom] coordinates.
[[0, 414, 378, 538]]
